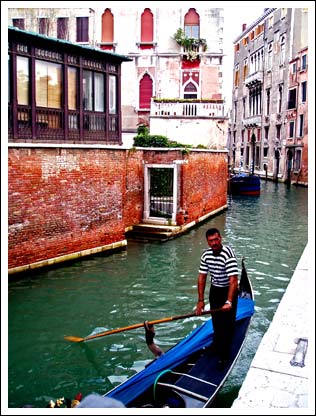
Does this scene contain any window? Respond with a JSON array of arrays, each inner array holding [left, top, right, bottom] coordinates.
[[38, 18, 49, 35], [12, 18, 25, 29], [298, 114, 304, 137], [183, 82, 197, 99], [294, 149, 302, 171], [289, 121, 295, 138], [17, 56, 29, 105], [35, 60, 62, 108], [68, 67, 77, 110], [57, 18, 69, 40], [141, 9, 154, 42], [257, 128, 261, 141], [266, 89, 270, 115], [301, 54, 307, 70], [242, 97, 246, 118], [102, 9, 114, 43], [83, 70, 104, 112], [301, 81, 307, 103], [139, 73, 153, 109], [234, 64, 239, 87], [77, 17, 89, 42], [264, 126, 269, 142], [278, 85, 283, 113], [267, 43, 273, 70], [109, 75, 117, 114], [280, 35, 285, 65], [276, 125, 281, 140], [243, 58, 248, 80], [288, 88, 297, 109], [184, 8, 200, 38]]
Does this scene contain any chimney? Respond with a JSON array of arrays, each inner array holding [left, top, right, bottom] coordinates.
[[242, 23, 247, 31]]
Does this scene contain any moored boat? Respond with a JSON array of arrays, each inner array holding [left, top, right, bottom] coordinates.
[[228, 172, 260, 196], [103, 258, 255, 408]]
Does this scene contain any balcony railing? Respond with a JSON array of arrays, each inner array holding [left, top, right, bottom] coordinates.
[[9, 104, 121, 144], [245, 70, 263, 87], [242, 115, 262, 127], [151, 99, 225, 118]]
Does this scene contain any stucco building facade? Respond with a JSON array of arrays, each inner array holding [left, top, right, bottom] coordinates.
[[228, 8, 308, 185]]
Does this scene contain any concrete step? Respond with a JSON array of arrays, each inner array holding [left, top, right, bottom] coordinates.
[[126, 223, 182, 242]]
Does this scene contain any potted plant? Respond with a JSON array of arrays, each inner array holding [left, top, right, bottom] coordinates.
[[173, 28, 207, 61]]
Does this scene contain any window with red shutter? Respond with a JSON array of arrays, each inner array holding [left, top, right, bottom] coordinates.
[[139, 74, 152, 109], [141, 9, 153, 42]]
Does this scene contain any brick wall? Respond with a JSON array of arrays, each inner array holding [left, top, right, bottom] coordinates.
[[8, 146, 228, 272]]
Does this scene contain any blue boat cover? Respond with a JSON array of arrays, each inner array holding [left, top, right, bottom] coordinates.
[[105, 297, 255, 405]]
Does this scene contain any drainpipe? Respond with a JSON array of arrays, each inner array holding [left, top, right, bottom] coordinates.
[[251, 132, 256, 175]]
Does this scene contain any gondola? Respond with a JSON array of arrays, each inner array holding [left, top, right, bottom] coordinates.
[[103, 258, 255, 408]]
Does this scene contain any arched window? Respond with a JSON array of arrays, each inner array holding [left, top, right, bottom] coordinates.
[[139, 74, 153, 109], [102, 9, 114, 43], [184, 81, 197, 99], [184, 8, 200, 38], [141, 8, 153, 43]]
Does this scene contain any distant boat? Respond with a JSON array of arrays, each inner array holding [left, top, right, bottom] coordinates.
[[228, 172, 260, 196]]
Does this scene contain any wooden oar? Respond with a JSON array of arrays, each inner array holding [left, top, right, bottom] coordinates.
[[64, 308, 222, 343]]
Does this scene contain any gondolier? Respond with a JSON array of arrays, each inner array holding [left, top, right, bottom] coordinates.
[[196, 227, 239, 367]]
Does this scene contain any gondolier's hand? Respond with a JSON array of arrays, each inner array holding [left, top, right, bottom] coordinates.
[[144, 321, 155, 345], [222, 300, 232, 311], [196, 300, 205, 315]]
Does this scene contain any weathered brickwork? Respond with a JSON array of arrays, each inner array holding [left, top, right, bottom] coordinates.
[[8, 147, 228, 271]]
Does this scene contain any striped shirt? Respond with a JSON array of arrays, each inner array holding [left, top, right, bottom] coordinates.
[[199, 245, 238, 288]]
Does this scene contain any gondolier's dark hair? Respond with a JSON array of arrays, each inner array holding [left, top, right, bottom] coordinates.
[[205, 228, 221, 238]]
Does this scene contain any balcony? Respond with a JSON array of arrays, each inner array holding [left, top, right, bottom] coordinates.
[[245, 71, 263, 87], [9, 104, 120, 144], [151, 99, 225, 118], [242, 115, 262, 127]]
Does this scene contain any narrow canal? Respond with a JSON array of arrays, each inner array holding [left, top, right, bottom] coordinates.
[[7, 180, 308, 408]]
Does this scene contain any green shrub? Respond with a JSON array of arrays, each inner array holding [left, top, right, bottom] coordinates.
[[137, 124, 149, 135]]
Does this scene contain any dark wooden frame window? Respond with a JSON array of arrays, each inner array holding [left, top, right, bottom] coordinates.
[[38, 18, 49, 35], [288, 88, 297, 110], [301, 81, 307, 103], [57, 18, 69, 40], [289, 121, 295, 138], [76, 17, 89, 42], [12, 18, 25, 29]]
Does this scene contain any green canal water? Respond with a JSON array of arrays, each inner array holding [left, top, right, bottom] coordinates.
[[7, 181, 308, 408]]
